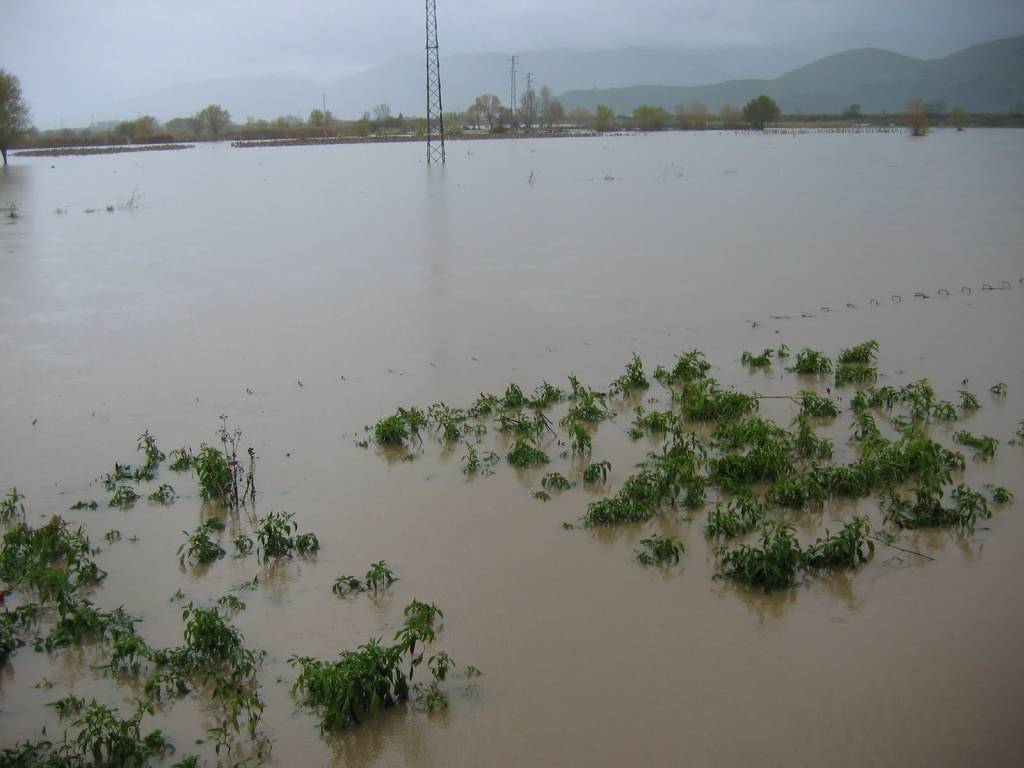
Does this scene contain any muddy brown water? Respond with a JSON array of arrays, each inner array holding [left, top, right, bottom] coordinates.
[[1, 130, 1023, 766]]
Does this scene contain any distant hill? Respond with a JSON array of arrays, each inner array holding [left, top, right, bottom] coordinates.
[[559, 35, 1024, 114], [97, 42, 830, 124]]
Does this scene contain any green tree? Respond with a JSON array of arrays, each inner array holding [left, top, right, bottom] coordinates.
[[594, 104, 614, 132], [842, 104, 862, 119], [472, 94, 502, 131], [0, 69, 31, 166], [742, 94, 781, 130], [195, 104, 231, 139], [633, 105, 671, 131]]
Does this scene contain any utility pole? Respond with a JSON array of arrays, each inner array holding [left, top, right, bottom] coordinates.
[[425, 0, 445, 163], [525, 72, 535, 130], [509, 55, 518, 129]]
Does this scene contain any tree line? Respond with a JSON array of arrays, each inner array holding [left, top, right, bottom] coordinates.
[[0, 63, 1012, 158]]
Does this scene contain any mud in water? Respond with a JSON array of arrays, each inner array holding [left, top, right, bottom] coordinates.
[[1, 130, 1023, 766]]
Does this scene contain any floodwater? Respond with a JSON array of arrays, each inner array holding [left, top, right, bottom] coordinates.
[[1, 130, 1023, 766]]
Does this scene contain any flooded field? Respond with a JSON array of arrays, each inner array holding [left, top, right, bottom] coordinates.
[[1, 129, 1023, 766]]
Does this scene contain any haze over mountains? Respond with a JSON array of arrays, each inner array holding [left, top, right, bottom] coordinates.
[[561, 35, 1024, 114], [98, 35, 1024, 126]]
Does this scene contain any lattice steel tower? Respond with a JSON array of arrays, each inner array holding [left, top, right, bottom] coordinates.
[[425, 0, 445, 163]]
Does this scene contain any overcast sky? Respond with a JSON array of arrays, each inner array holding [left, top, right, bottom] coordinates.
[[6, 0, 1024, 128]]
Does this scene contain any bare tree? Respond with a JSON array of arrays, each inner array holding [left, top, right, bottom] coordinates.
[[373, 103, 392, 122]]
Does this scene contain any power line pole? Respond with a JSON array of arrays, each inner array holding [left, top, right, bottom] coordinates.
[[525, 72, 534, 130], [425, 0, 445, 163], [509, 55, 518, 129]]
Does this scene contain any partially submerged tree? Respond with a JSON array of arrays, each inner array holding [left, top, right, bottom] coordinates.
[[0, 69, 31, 166], [742, 94, 781, 130], [676, 102, 710, 130], [718, 104, 741, 127], [519, 88, 538, 131], [538, 86, 564, 128], [195, 104, 231, 140], [950, 105, 969, 131], [633, 105, 671, 131], [472, 94, 502, 131], [568, 106, 593, 127], [907, 97, 928, 136]]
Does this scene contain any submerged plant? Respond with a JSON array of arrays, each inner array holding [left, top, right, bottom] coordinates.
[[365, 561, 396, 593], [178, 520, 226, 567], [568, 423, 592, 455], [608, 353, 649, 395], [507, 438, 549, 468], [194, 445, 232, 501], [168, 447, 194, 472], [333, 575, 364, 596], [716, 522, 803, 591], [461, 446, 499, 476], [290, 599, 450, 732], [1, 488, 26, 522], [740, 349, 773, 369], [802, 517, 874, 570], [654, 349, 711, 385], [109, 485, 139, 508], [835, 361, 877, 387], [800, 391, 840, 418], [837, 340, 879, 365], [787, 348, 832, 376], [958, 389, 980, 411], [703, 495, 766, 538], [250, 512, 317, 561], [582, 460, 611, 484], [679, 380, 758, 422], [989, 382, 1007, 397], [69, 500, 99, 511], [541, 473, 573, 492], [883, 482, 990, 531], [635, 534, 683, 565], [990, 486, 1013, 504], [147, 484, 176, 503], [627, 407, 675, 439], [233, 534, 254, 557], [953, 430, 998, 460]]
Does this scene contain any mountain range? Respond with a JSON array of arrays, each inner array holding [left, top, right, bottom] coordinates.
[[560, 35, 1024, 114], [97, 35, 1024, 125]]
